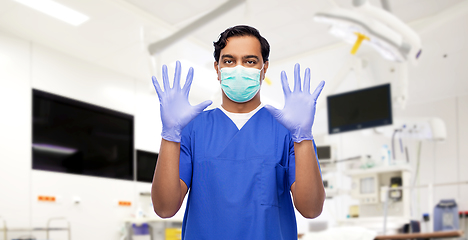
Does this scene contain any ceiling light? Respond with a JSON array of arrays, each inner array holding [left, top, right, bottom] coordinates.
[[13, 0, 89, 26]]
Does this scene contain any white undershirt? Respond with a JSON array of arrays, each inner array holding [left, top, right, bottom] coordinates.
[[219, 103, 264, 130]]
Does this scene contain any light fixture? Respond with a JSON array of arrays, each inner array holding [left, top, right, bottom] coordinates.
[[314, 0, 421, 64], [13, 0, 89, 26]]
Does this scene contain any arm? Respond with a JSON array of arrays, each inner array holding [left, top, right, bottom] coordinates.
[[150, 61, 211, 218], [291, 140, 325, 219], [151, 139, 188, 218], [264, 63, 326, 219]]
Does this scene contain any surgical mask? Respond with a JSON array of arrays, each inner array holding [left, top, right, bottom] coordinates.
[[220, 65, 263, 103]]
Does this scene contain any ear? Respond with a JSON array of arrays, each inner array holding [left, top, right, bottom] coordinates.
[[214, 61, 220, 81], [261, 61, 269, 81]]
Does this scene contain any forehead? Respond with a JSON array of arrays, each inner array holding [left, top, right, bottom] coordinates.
[[221, 35, 262, 59]]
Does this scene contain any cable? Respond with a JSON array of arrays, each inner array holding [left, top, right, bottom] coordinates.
[[411, 141, 422, 219], [399, 132, 404, 154], [392, 129, 401, 161], [405, 146, 409, 163]]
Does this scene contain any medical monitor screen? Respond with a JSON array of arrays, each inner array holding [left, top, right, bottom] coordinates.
[[316, 146, 331, 160], [136, 150, 158, 183], [327, 84, 392, 134], [32, 89, 134, 180]]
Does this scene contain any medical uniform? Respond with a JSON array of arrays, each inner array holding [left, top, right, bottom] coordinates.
[[179, 106, 317, 240]]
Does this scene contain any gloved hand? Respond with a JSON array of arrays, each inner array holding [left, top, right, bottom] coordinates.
[[265, 63, 325, 143], [152, 61, 212, 142]]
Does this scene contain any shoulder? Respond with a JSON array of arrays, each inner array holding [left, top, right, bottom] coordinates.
[[260, 107, 291, 136], [182, 108, 219, 133]]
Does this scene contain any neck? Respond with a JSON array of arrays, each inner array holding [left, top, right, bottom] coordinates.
[[221, 93, 261, 113]]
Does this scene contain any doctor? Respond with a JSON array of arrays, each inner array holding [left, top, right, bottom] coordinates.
[[151, 25, 325, 239]]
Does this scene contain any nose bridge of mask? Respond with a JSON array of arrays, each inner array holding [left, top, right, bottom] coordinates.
[[220, 64, 263, 81]]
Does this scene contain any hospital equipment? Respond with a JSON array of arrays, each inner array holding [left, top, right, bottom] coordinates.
[[132, 223, 151, 240], [343, 165, 411, 234], [388, 177, 402, 201], [317, 145, 334, 163], [32, 89, 134, 180], [434, 199, 459, 232], [0, 217, 71, 240], [137, 150, 159, 183], [151, 61, 212, 142], [314, 0, 422, 64], [123, 218, 182, 240], [347, 165, 411, 212], [264, 63, 325, 142], [327, 84, 392, 134], [322, 174, 337, 198], [379, 181, 468, 235], [390, 118, 447, 142]]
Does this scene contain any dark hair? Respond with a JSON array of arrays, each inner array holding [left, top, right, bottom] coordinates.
[[213, 25, 270, 63]]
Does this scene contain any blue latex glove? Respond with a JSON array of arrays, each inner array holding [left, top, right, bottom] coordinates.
[[265, 63, 325, 143], [152, 61, 212, 142]]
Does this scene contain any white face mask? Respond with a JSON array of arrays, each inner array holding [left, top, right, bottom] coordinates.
[[219, 65, 263, 103]]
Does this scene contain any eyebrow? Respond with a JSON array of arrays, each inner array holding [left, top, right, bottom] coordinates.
[[243, 55, 259, 60], [221, 54, 234, 59], [221, 54, 259, 60]]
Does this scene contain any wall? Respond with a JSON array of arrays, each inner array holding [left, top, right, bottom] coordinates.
[[0, 29, 166, 240], [289, 9, 468, 233], [1, 7, 467, 238]]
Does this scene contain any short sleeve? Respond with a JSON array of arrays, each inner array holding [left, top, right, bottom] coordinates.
[[179, 122, 193, 189]]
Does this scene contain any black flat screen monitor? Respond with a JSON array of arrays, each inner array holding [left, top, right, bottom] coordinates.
[[327, 83, 392, 134], [136, 150, 158, 183], [32, 89, 134, 180], [316, 146, 331, 160]]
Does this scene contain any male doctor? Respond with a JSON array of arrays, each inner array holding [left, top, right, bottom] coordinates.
[[151, 25, 325, 239]]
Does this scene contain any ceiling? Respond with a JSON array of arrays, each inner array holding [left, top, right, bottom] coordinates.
[[0, 0, 463, 83]]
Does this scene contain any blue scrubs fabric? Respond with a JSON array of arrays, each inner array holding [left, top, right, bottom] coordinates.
[[179, 108, 299, 240]]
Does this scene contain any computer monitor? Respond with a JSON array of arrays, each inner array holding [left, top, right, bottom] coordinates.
[[136, 150, 158, 183], [327, 83, 392, 134], [32, 89, 134, 180]]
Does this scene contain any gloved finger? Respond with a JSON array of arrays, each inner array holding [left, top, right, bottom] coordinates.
[[264, 104, 282, 118], [280, 71, 291, 98], [162, 65, 171, 91], [294, 63, 301, 92], [193, 100, 213, 113], [173, 60, 181, 89], [183, 67, 194, 97], [152, 76, 164, 102], [304, 68, 311, 94], [311, 80, 326, 100]]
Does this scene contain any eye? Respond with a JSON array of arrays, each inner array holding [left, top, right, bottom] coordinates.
[[223, 59, 233, 64], [246, 60, 257, 65]]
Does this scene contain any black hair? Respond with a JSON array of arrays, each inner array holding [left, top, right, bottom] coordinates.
[[213, 25, 270, 63]]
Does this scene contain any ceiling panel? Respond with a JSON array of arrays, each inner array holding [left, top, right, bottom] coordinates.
[[0, 0, 464, 87], [0, 0, 18, 16], [124, 0, 227, 25]]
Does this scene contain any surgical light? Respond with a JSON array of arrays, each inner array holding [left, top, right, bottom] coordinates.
[[13, 0, 89, 26], [314, 1, 421, 64]]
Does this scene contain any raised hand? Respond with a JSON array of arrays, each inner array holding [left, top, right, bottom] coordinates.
[[152, 61, 212, 142], [264, 63, 325, 143]]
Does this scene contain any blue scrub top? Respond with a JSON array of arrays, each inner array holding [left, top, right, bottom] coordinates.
[[179, 107, 318, 240]]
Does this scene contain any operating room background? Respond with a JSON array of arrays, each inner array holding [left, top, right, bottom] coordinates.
[[0, 0, 467, 239]]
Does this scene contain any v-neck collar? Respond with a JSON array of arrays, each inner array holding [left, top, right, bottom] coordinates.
[[217, 104, 264, 131]]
